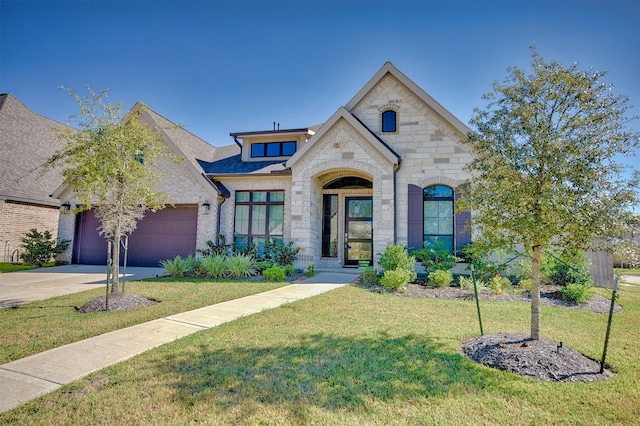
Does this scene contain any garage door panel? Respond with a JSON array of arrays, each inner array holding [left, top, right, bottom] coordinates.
[[74, 206, 198, 267]]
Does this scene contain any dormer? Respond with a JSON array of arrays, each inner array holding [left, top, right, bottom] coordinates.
[[230, 127, 316, 163]]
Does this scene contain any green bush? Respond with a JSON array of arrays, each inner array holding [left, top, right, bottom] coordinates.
[[560, 283, 595, 303], [161, 255, 187, 277], [226, 254, 256, 279], [458, 275, 487, 292], [263, 240, 300, 267], [543, 250, 592, 287], [255, 260, 274, 274], [489, 274, 512, 294], [263, 265, 286, 282], [20, 228, 70, 268], [362, 268, 380, 285], [378, 244, 417, 282], [201, 255, 228, 278], [413, 241, 459, 272], [380, 268, 411, 292], [283, 264, 295, 277], [197, 234, 231, 257], [184, 255, 202, 277], [428, 270, 453, 288], [307, 264, 315, 277], [518, 278, 533, 292]]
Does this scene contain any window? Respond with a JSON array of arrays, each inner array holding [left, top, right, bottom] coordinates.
[[423, 185, 454, 253], [381, 110, 397, 133], [251, 141, 297, 158], [322, 194, 338, 257], [234, 190, 284, 254]]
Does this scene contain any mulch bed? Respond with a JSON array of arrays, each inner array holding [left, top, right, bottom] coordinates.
[[356, 280, 620, 382], [76, 292, 157, 313]]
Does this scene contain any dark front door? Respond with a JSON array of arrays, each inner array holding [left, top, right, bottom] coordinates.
[[344, 197, 373, 266]]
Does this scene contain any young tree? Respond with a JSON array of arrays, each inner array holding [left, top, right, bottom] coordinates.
[[47, 87, 177, 292], [461, 48, 640, 340]]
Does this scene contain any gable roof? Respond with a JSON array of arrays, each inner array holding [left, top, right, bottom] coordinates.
[[0, 93, 71, 207], [286, 106, 401, 169], [345, 62, 471, 137]]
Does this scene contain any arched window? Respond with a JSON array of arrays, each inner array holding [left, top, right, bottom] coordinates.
[[381, 110, 397, 133], [423, 185, 454, 253]]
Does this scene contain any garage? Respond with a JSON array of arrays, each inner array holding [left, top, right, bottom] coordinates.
[[72, 205, 198, 266]]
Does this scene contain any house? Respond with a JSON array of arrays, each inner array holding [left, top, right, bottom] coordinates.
[[0, 94, 70, 262], [55, 62, 475, 270]]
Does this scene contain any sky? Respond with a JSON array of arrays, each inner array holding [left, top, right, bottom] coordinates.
[[1, 1, 639, 157]]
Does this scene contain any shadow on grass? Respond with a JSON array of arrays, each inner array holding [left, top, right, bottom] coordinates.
[[160, 332, 499, 421]]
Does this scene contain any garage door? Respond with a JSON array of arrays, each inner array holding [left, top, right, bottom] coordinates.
[[73, 206, 198, 266]]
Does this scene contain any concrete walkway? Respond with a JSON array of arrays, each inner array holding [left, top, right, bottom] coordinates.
[[0, 272, 359, 413], [0, 264, 166, 308]]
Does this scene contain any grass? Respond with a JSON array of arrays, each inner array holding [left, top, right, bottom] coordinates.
[[0, 278, 286, 363], [0, 262, 36, 273], [616, 267, 640, 276], [1, 281, 639, 424]]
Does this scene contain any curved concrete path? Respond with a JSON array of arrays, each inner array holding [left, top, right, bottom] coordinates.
[[0, 272, 359, 413]]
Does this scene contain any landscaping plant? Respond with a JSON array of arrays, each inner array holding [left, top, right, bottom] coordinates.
[[428, 269, 454, 288], [20, 228, 70, 268]]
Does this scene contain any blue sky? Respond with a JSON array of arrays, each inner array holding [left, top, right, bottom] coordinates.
[[1, 0, 639, 159]]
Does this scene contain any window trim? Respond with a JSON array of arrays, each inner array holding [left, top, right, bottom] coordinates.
[[250, 141, 297, 158], [381, 110, 397, 133], [423, 184, 454, 254], [233, 190, 285, 253]]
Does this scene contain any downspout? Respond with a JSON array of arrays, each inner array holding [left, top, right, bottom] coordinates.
[[233, 136, 242, 148], [393, 159, 402, 244]]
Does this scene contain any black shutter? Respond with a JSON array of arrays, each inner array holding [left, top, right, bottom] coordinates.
[[454, 185, 471, 254], [407, 184, 423, 250]]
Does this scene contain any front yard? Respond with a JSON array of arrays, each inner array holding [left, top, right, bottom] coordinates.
[[1, 277, 639, 424]]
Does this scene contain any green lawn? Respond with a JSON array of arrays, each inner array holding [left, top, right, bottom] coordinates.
[[0, 262, 36, 273], [2, 282, 639, 424], [0, 279, 286, 363]]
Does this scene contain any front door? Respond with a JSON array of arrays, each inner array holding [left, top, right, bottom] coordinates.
[[344, 197, 373, 266]]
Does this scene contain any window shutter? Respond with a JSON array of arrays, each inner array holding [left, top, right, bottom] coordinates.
[[407, 184, 423, 250], [454, 186, 471, 254]]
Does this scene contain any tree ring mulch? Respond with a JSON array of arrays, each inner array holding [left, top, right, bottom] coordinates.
[[461, 332, 614, 382], [77, 293, 158, 313]]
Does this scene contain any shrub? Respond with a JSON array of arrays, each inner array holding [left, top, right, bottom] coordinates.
[[20, 228, 70, 268], [183, 255, 202, 277], [458, 275, 487, 292], [197, 234, 231, 257], [428, 270, 453, 288], [161, 255, 187, 277], [489, 274, 512, 294], [362, 268, 380, 285], [263, 240, 300, 267], [518, 278, 533, 292], [201, 255, 228, 278], [283, 264, 295, 277], [378, 244, 417, 282], [255, 260, 274, 274], [380, 268, 411, 292], [226, 254, 256, 279], [413, 241, 459, 272], [543, 250, 592, 287], [307, 264, 315, 277], [560, 283, 595, 303], [263, 265, 286, 282]]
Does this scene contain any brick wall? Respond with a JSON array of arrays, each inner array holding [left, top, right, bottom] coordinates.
[[0, 200, 61, 262]]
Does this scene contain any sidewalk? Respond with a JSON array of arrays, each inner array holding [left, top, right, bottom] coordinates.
[[0, 272, 359, 413]]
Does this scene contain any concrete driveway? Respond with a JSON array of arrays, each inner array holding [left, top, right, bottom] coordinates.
[[0, 264, 166, 308]]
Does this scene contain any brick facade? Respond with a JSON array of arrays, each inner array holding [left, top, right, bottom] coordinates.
[[0, 200, 60, 262]]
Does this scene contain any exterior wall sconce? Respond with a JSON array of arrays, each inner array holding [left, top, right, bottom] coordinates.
[[60, 202, 71, 213], [201, 201, 211, 215]]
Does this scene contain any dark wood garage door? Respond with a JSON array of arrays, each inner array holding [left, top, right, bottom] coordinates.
[[73, 206, 198, 266]]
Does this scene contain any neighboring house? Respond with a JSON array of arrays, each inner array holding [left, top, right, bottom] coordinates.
[[0, 94, 69, 262], [55, 62, 475, 269]]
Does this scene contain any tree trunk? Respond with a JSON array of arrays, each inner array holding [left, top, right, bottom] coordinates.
[[530, 243, 542, 340]]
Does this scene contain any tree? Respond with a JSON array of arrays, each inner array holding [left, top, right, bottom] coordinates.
[[46, 87, 177, 292], [21, 228, 70, 268], [461, 48, 640, 340]]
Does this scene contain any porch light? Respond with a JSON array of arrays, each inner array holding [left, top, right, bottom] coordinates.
[[60, 202, 71, 213], [201, 201, 211, 214]]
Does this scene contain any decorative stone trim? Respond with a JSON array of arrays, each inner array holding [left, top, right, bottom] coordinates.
[[417, 175, 464, 188], [379, 103, 400, 134]]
